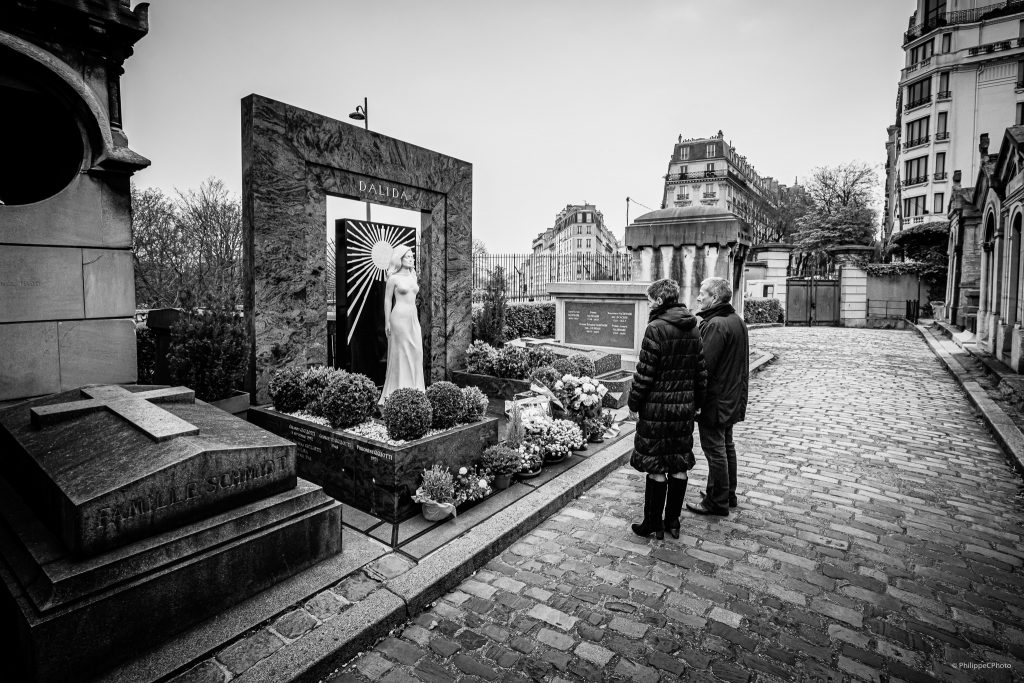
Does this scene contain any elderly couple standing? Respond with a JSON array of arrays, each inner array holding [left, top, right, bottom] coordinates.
[[627, 277, 748, 539]]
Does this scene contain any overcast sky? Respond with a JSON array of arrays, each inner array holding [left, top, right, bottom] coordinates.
[[123, 0, 912, 253]]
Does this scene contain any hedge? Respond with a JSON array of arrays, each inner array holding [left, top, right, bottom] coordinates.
[[472, 301, 555, 342], [744, 297, 783, 324]]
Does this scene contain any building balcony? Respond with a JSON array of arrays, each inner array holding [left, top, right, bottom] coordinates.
[[934, 171, 948, 181], [903, 176, 929, 187], [968, 39, 1015, 56], [905, 0, 1024, 44], [935, 131, 950, 141], [703, 192, 717, 199], [937, 90, 951, 100], [905, 95, 932, 111], [903, 135, 930, 150], [903, 56, 932, 76]]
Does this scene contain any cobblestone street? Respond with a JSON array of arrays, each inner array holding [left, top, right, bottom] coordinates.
[[332, 327, 1024, 683]]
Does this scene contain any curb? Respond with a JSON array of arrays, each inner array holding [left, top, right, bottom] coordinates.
[[912, 323, 1024, 477], [233, 430, 637, 683]]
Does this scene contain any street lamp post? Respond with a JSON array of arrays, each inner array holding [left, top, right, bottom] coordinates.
[[349, 97, 370, 221]]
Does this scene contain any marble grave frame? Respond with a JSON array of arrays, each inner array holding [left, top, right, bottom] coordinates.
[[242, 94, 473, 403]]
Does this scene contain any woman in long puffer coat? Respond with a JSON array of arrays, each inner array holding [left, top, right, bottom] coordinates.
[[627, 278, 706, 539]]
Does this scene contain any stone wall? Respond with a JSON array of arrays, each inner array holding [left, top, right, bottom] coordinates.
[[0, 3, 149, 401]]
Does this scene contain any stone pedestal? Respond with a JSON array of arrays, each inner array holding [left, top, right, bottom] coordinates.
[[747, 243, 795, 311], [624, 206, 751, 314], [829, 246, 874, 328], [0, 385, 342, 682]]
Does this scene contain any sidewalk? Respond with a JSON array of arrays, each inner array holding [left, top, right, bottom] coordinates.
[[914, 320, 1024, 476]]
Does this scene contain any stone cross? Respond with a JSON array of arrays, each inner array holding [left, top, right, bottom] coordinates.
[[30, 385, 200, 442]]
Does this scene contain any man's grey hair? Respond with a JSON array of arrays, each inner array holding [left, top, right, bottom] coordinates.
[[700, 277, 732, 303]]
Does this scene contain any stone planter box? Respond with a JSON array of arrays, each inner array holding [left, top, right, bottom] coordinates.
[[248, 408, 498, 526], [595, 369, 633, 409], [210, 389, 250, 416], [450, 370, 531, 400]]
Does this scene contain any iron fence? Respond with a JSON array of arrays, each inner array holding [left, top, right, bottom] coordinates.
[[867, 299, 920, 322], [472, 252, 633, 302]]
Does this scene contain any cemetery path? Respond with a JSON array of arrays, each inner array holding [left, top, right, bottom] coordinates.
[[229, 327, 1024, 683]]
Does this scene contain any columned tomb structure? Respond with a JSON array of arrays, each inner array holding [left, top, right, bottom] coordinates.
[[0, 0, 149, 401]]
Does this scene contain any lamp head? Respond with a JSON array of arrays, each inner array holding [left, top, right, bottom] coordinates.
[[348, 106, 365, 121]]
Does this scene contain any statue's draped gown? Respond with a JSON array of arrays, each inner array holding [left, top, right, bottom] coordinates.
[[380, 273, 425, 403]]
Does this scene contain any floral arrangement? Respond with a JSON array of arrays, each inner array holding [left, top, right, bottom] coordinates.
[[481, 444, 522, 476], [517, 446, 543, 473], [412, 464, 455, 505], [453, 465, 493, 505], [554, 374, 608, 419], [545, 419, 585, 459]]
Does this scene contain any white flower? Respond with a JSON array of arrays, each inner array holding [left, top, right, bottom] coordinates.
[[554, 381, 563, 389], [459, 467, 468, 475], [478, 479, 488, 488], [582, 382, 595, 393]]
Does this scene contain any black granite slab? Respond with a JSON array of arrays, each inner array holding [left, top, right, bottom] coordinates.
[[0, 476, 341, 683], [249, 408, 498, 524], [0, 385, 296, 557]]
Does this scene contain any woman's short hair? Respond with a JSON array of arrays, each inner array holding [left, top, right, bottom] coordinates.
[[388, 245, 414, 274], [647, 278, 680, 304], [700, 277, 732, 303]]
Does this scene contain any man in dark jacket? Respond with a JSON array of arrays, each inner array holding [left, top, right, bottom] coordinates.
[[687, 276, 748, 517], [627, 278, 706, 539]]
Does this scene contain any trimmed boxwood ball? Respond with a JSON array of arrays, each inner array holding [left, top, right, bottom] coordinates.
[[268, 365, 307, 413], [425, 381, 464, 429], [552, 354, 595, 378], [317, 371, 377, 428], [529, 365, 559, 391], [301, 366, 336, 414], [460, 385, 489, 423], [383, 388, 433, 440]]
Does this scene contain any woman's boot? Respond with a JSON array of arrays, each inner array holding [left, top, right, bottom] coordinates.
[[663, 477, 687, 539], [631, 477, 667, 539]]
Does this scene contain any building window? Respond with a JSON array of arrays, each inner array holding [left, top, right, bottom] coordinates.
[[935, 151, 946, 176], [907, 77, 932, 108], [587, 225, 592, 234], [941, 32, 951, 53], [576, 239, 582, 248], [910, 39, 934, 65], [904, 156, 928, 184], [681, 147, 690, 160], [706, 143, 716, 157], [938, 71, 949, 94], [906, 116, 929, 146], [586, 239, 591, 248], [903, 195, 927, 217], [934, 193, 944, 214], [1017, 102, 1024, 126], [937, 111, 948, 135]]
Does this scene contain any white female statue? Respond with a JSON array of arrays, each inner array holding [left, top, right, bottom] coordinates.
[[379, 245, 425, 403]]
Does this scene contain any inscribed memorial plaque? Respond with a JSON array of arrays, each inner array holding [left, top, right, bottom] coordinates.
[[564, 301, 635, 350]]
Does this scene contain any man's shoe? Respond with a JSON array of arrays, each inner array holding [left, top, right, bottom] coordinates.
[[686, 501, 728, 517], [701, 491, 738, 508]]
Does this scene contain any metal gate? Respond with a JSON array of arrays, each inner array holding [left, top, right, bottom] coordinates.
[[786, 278, 840, 326]]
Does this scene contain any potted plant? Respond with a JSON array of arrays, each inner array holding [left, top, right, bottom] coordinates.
[[451, 342, 555, 400], [412, 464, 457, 521], [545, 419, 585, 462], [453, 465, 493, 505], [481, 444, 521, 490]]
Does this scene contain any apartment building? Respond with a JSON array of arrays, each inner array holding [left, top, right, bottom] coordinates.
[[886, 0, 1024, 242], [661, 132, 783, 244], [531, 203, 621, 258]]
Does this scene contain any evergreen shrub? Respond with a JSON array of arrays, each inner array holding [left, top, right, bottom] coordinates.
[[493, 345, 533, 379], [383, 388, 433, 440], [744, 297, 784, 324], [425, 381, 464, 429], [553, 353, 596, 378], [136, 325, 157, 384], [317, 371, 378, 428], [460, 386, 489, 423], [166, 297, 247, 402], [465, 340, 498, 375], [269, 365, 308, 413]]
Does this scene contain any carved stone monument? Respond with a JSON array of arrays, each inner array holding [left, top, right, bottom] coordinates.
[[243, 95, 473, 403], [0, 385, 342, 682], [0, 1, 150, 401]]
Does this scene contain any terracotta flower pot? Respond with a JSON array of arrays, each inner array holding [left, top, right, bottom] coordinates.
[[493, 473, 512, 490], [516, 465, 543, 480]]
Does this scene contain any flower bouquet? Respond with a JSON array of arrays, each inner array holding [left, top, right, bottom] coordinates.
[[516, 444, 544, 478], [453, 465, 493, 505], [554, 375, 608, 428], [545, 418, 585, 461]]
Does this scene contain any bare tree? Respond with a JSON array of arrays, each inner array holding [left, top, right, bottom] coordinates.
[[472, 238, 488, 256], [176, 178, 243, 302], [131, 184, 187, 307]]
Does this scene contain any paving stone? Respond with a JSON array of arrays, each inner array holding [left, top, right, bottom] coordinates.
[[429, 638, 461, 657], [452, 653, 498, 680], [527, 603, 578, 630], [608, 616, 648, 637], [216, 628, 283, 675], [537, 627, 574, 651], [354, 651, 394, 679], [272, 608, 318, 640], [168, 660, 226, 683], [376, 637, 422, 665], [336, 573, 381, 602], [305, 590, 351, 620]]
